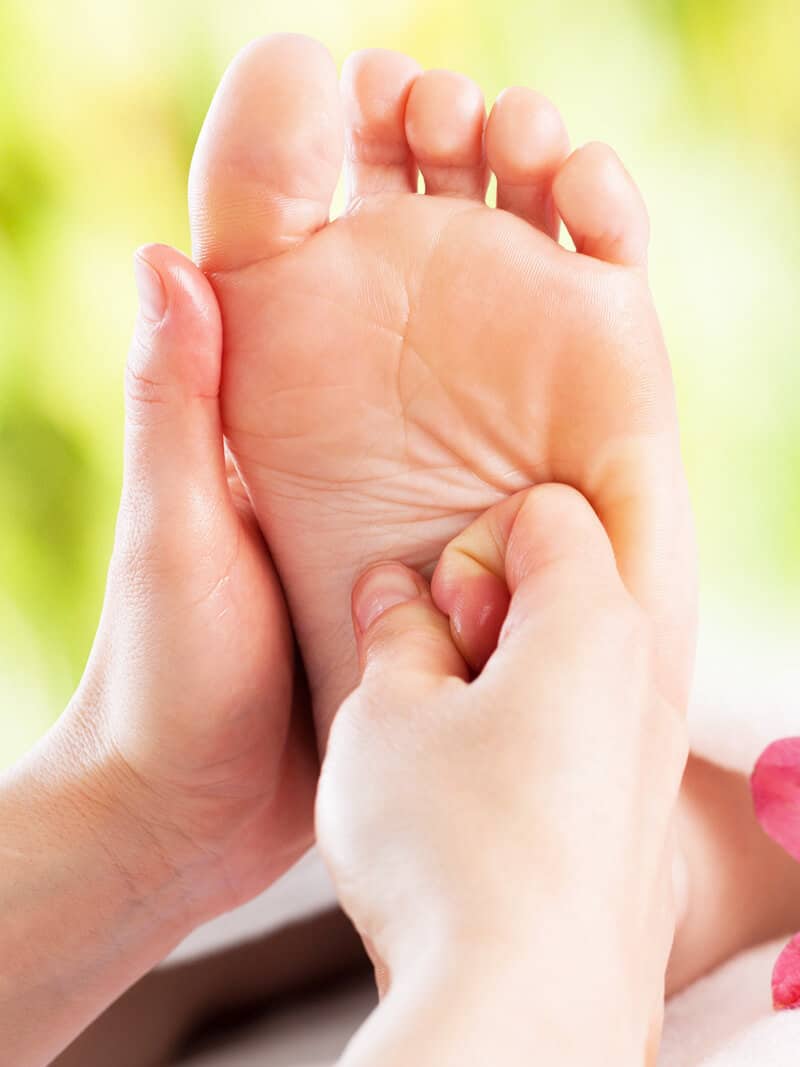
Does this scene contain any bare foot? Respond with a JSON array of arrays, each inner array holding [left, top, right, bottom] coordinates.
[[189, 36, 696, 736]]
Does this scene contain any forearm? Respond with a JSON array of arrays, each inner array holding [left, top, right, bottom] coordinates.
[[0, 714, 198, 1066]]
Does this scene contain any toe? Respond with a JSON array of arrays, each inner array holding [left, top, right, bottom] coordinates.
[[405, 69, 487, 200], [485, 87, 569, 237], [552, 142, 650, 268], [341, 49, 421, 201], [189, 34, 344, 273]]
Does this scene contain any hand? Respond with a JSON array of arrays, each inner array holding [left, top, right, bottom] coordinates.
[[65, 243, 317, 920], [0, 243, 317, 1065], [316, 485, 688, 1066]]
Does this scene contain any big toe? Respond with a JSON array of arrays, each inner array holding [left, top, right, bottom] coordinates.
[[189, 34, 344, 273]]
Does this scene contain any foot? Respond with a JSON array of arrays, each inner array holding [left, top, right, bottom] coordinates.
[[189, 36, 696, 736]]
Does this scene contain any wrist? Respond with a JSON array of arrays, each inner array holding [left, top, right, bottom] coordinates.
[[19, 704, 204, 946], [62, 682, 244, 928], [0, 712, 202, 1064], [346, 930, 650, 1067]]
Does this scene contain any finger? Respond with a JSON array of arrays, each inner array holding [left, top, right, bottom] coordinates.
[[435, 485, 631, 675], [122, 243, 231, 534], [497, 483, 626, 651], [433, 484, 616, 670], [352, 562, 469, 690], [431, 491, 527, 671]]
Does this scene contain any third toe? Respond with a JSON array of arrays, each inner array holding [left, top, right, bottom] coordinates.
[[405, 69, 488, 200]]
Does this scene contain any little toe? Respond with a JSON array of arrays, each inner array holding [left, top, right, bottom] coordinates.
[[552, 142, 650, 268], [341, 49, 422, 201], [405, 69, 487, 200], [485, 87, 570, 237], [189, 34, 344, 273]]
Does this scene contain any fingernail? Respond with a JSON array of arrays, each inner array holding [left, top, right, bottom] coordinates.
[[133, 252, 167, 323], [772, 932, 800, 1010], [751, 737, 800, 863], [354, 565, 421, 633]]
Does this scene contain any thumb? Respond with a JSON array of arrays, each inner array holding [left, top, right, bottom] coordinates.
[[433, 484, 623, 671], [351, 563, 469, 691], [496, 483, 628, 657], [504, 483, 620, 609], [122, 243, 228, 523]]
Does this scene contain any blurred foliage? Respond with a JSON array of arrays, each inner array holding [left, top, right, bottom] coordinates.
[[1, 0, 798, 765]]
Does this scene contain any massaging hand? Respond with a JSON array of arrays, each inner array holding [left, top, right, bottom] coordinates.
[[68, 243, 317, 911], [317, 485, 689, 1067]]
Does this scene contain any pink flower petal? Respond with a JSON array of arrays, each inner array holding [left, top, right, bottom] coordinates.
[[773, 932, 800, 1011], [751, 738, 800, 863]]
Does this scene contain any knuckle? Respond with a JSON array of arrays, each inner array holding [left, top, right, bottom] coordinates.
[[125, 363, 167, 410], [125, 326, 173, 413], [365, 603, 440, 657]]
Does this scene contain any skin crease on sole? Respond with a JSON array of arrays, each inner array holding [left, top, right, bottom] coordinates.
[[189, 35, 698, 743]]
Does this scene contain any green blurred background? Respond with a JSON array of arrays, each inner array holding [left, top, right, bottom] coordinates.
[[1, 0, 798, 766]]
